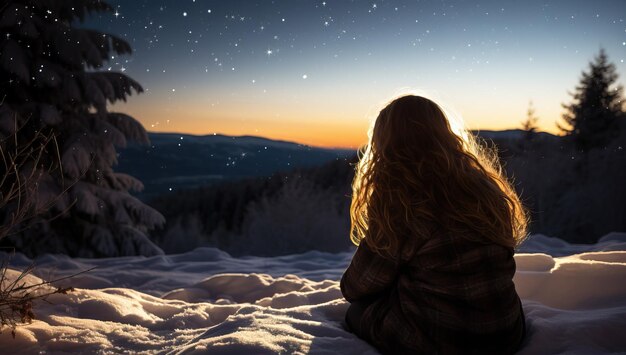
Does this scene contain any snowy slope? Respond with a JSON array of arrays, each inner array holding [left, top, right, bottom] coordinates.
[[1, 233, 625, 354]]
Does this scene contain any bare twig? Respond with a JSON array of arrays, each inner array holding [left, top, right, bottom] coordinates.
[[0, 114, 82, 241]]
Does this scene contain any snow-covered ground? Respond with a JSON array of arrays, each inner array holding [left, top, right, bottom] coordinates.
[[1, 233, 626, 354]]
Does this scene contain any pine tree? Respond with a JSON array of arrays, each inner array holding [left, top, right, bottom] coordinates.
[[0, 0, 164, 257], [521, 100, 539, 142], [559, 49, 625, 151]]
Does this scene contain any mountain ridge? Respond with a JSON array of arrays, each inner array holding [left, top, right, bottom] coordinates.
[[117, 132, 355, 199]]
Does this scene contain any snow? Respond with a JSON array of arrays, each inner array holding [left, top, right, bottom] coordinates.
[[1, 233, 626, 354]]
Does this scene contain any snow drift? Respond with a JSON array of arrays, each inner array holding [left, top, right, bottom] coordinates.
[[1, 233, 625, 354]]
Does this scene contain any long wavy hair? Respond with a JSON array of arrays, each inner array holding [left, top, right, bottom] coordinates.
[[350, 95, 528, 257]]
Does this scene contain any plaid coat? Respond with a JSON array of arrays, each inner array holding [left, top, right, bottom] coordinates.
[[340, 228, 525, 354]]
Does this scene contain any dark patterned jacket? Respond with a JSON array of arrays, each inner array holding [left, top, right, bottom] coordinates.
[[340, 228, 525, 354]]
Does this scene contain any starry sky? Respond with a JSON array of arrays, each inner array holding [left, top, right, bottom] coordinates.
[[87, 0, 626, 148]]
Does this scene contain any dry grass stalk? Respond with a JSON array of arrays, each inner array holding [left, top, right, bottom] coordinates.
[[0, 254, 95, 338]]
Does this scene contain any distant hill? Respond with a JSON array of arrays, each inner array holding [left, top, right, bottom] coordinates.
[[116, 130, 557, 200], [116, 132, 355, 199], [473, 129, 558, 141]]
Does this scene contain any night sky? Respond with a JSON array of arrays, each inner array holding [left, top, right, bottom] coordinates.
[[87, 0, 626, 148]]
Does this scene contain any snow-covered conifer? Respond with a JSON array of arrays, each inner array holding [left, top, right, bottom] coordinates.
[[559, 49, 625, 150], [0, 0, 164, 256]]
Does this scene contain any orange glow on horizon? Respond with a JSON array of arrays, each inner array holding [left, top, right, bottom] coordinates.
[[147, 119, 369, 149], [118, 92, 565, 149], [139, 115, 562, 149]]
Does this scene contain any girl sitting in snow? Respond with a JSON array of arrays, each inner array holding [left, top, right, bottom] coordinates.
[[341, 95, 528, 354]]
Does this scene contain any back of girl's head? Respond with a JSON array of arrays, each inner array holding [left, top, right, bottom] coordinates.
[[350, 95, 528, 256]]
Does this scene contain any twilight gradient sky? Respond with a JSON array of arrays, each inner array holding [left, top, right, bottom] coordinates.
[[88, 0, 626, 148]]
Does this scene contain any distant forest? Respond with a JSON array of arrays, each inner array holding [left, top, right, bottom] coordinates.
[[149, 125, 626, 256], [149, 157, 355, 256]]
